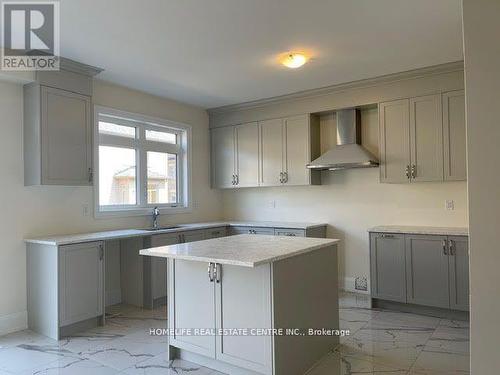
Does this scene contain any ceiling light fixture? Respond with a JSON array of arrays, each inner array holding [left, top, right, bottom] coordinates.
[[281, 53, 308, 69]]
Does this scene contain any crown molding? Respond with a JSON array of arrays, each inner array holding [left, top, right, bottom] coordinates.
[[208, 61, 464, 115]]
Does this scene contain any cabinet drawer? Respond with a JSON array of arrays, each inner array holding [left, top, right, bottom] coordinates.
[[274, 228, 305, 237], [230, 226, 274, 235], [205, 227, 227, 238]]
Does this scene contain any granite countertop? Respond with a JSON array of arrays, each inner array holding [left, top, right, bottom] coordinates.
[[25, 221, 327, 246], [140, 234, 339, 267], [369, 225, 468, 236]]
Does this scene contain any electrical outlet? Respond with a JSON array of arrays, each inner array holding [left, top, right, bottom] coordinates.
[[268, 200, 276, 209], [355, 276, 368, 291], [82, 204, 89, 217], [445, 200, 455, 210]]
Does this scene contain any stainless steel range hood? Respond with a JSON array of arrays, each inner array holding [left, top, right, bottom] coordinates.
[[307, 108, 379, 171]]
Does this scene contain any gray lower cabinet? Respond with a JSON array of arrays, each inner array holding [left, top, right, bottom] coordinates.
[[168, 259, 216, 358], [448, 236, 469, 311], [405, 235, 450, 308], [230, 226, 276, 235], [59, 241, 104, 326], [370, 232, 469, 311], [369, 233, 406, 302], [215, 264, 273, 374]]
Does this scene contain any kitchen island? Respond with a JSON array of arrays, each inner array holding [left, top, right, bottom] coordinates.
[[140, 234, 340, 375]]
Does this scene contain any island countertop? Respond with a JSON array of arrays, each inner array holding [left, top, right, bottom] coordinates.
[[139, 234, 339, 267]]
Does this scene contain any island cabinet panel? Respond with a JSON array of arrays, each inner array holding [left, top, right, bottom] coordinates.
[[168, 259, 216, 358], [215, 264, 273, 374], [58, 241, 104, 327], [405, 235, 450, 309], [369, 233, 406, 302], [448, 236, 470, 311]]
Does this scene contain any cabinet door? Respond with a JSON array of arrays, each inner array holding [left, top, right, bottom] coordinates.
[[59, 242, 104, 326], [41, 86, 92, 185], [448, 236, 469, 311], [215, 264, 273, 374], [283, 114, 311, 185], [409, 94, 444, 182], [405, 235, 449, 308], [168, 260, 216, 358], [235, 122, 259, 187], [260, 118, 284, 186], [274, 228, 305, 237], [205, 227, 227, 239], [443, 90, 467, 181], [369, 233, 406, 302], [379, 99, 410, 183], [211, 126, 235, 188]]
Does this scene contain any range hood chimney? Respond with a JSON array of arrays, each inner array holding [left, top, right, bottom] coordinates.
[[307, 108, 379, 171]]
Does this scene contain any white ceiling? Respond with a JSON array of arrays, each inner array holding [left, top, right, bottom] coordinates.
[[60, 0, 463, 109]]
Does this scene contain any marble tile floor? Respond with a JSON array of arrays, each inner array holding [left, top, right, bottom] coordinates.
[[0, 293, 469, 375]]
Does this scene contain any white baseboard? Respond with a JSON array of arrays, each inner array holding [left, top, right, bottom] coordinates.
[[340, 277, 370, 295], [0, 310, 27, 336], [106, 289, 122, 306]]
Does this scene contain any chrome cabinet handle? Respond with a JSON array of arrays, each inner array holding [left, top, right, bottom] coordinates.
[[215, 263, 222, 283], [88, 168, 93, 183], [380, 234, 395, 238], [286, 233, 296, 236], [99, 244, 104, 260], [231, 174, 235, 185], [208, 263, 214, 282], [279, 172, 284, 183], [442, 240, 448, 255], [235, 174, 239, 185], [405, 165, 410, 179], [411, 164, 417, 179], [449, 240, 455, 256], [283, 172, 288, 183]]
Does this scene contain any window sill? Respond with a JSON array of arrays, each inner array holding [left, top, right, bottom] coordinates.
[[94, 205, 192, 219]]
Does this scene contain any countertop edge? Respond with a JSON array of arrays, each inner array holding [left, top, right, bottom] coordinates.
[[25, 221, 328, 246], [368, 225, 469, 236], [139, 238, 339, 267]]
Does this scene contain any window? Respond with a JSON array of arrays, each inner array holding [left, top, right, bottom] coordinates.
[[94, 106, 191, 216]]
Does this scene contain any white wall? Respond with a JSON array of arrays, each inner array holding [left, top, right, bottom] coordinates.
[[462, 0, 500, 371], [222, 108, 468, 290], [0, 79, 222, 334]]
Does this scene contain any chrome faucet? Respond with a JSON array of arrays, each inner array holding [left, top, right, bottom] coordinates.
[[152, 206, 160, 229]]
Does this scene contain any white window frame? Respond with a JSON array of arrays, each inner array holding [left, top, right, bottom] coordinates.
[[93, 106, 192, 218]]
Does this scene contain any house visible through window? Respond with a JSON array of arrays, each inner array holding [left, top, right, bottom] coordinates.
[[95, 107, 191, 216]]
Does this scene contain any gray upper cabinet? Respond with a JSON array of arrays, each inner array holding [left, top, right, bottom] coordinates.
[[211, 114, 320, 189], [379, 92, 466, 183], [405, 234, 450, 309], [448, 236, 469, 311], [369, 233, 406, 302], [58, 241, 104, 326], [410, 94, 444, 182], [260, 118, 284, 187], [235, 122, 259, 187], [379, 99, 411, 183], [443, 90, 467, 181], [23, 60, 102, 186], [211, 126, 236, 188]]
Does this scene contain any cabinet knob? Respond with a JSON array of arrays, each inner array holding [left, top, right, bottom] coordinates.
[[279, 172, 284, 183], [405, 165, 410, 179], [442, 240, 448, 255], [449, 240, 455, 256], [411, 164, 417, 179]]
